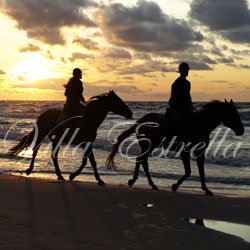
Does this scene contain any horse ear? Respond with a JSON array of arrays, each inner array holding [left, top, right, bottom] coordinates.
[[230, 99, 233, 104], [225, 99, 228, 104]]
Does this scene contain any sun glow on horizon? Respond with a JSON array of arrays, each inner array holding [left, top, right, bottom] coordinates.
[[0, 0, 249, 101], [10, 54, 56, 82]]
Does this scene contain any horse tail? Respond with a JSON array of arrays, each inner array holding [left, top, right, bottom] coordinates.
[[106, 123, 138, 169], [106, 113, 161, 169], [8, 129, 35, 156]]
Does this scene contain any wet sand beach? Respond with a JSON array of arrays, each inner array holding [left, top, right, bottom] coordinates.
[[0, 174, 249, 250]]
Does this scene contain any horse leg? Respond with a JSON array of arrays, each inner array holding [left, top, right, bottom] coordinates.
[[129, 139, 158, 189], [172, 152, 191, 192], [128, 160, 141, 187], [88, 149, 105, 186], [69, 145, 91, 181], [141, 156, 158, 190], [26, 148, 39, 175], [196, 154, 213, 196], [128, 139, 152, 188], [26, 136, 42, 175], [51, 143, 65, 181], [69, 157, 87, 181]]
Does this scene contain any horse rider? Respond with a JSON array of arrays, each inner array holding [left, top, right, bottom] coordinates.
[[169, 62, 194, 120], [63, 68, 85, 118], [166, 62, 195, 136], [58, 68, 86, 128]]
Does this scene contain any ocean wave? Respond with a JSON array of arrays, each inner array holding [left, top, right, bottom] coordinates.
[[205, 157, 250, 167], [0, 114, 37, 119], [2, 134, 249, 168], [0, 100, 249, 169], [0, 121, 12, 125]]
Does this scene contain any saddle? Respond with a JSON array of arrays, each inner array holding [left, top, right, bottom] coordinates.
[[56, 110, 83, 130], [163, 107, 194, 137]]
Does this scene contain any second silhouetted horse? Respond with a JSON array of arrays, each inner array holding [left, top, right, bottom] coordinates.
[[106, 100, 244, 195]]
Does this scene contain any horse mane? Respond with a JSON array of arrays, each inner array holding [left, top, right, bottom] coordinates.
[[88, 92, 110, 102], [199, 100, 225, 111]]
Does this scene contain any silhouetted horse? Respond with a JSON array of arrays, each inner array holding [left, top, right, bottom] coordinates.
[[9, 91, 132, 184], [106, 100, 244, 195]]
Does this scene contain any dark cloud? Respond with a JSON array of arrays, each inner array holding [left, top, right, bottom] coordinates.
[[69, 52, 94, 62], [209, 47, 224, 56], [117, 60, 174, 75], [121, 76, 134, 80], [222, 27, 250, 43], [60, 57, 67, 64], [93, 31, 102, 37], [134, 53, 152, 60], [43, 50, 54, 60], [159, 48, 217, 64], [187, 61, 213, 70], [85, 84, 143, 96], [172, 61, 213, 71], [168, 53, 216, 70], [218, 58, 234, 64], [1, 0, 97, 44], [96, 0, 204, 53], [0, 69, 6, 74], [73, 37, 100, 50], [239, 64, 250, 69], [103, 47, 132, 59], [223, 62, 250, 69], [201, 55, 217, 65], [230, 49, 250, 55], [19, 43, 41, 52], [96, 62, 118, 73], [190, 0, 250, 43]]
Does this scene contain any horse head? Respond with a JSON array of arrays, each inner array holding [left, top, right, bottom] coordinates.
[[107, 90, 133, 119], [222, 99, 244, 136]]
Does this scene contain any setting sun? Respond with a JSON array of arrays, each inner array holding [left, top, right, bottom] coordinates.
[[0, 0, 249, 102], [10, 54, 56, 82]]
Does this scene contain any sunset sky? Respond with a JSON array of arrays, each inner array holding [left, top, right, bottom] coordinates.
[[0, 0, 249, 101]]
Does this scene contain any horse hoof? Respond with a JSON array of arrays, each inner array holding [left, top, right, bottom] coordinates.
[[151, 185, 159, 191], [128, 179, 135, 187], [69, 173, 75, 181], [57, 175, 65, 181], [171, 184, 178, 192], [98, 180, 105, 186], [26, 169, 32, 175], [205, 190, 214, 196]]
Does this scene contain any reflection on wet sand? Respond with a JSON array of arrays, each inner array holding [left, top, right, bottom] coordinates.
[[183, 218, 250, 243]]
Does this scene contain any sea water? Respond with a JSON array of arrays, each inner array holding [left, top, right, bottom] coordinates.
[[0, 101, 249, 194]]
